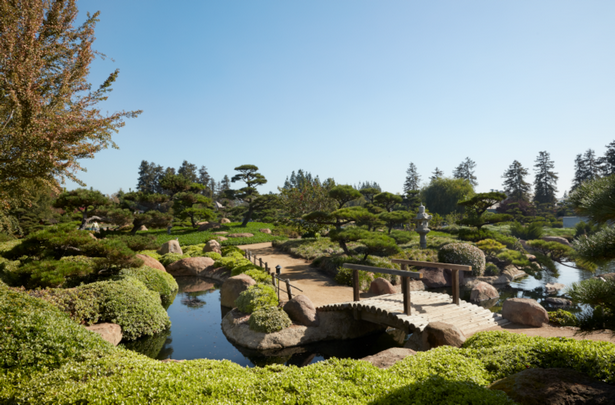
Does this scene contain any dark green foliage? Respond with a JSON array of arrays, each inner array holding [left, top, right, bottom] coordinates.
[[105, 234, 159, 251], [533, 151, 558, 205], [568, 278, 615, 332], [484, 262, 500, 276], [421, 177, 474, 216], [20, 259, 95, 288], [328, 185, 362, 209], [457, 228, 519, 250], [229, 165, 268, 226], [502, 160, 531, 201], [509, 221, 543, 240], [453, 157, 478, 187], [438, 243, 486, 276], [358, 233, 401, 260], [379, 210, 411, 233], [458, 192, 508, 230], [548, 310, 578, 326], [373, 192, 403, 212], [249, 306, 292, 333], [27, 278, 171, 341], [117, 266, 178, 307], [235, 284, 278, 314], [53, 188, 110, 230], [390, 230, 414, 244], [0, 288, 112, 373]]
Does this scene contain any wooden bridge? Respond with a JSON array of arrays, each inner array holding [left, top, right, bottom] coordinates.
[[317, 291, 511, 336]]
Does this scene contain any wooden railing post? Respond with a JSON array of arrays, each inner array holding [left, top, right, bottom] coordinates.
[[285, 279, 293, 301], [451, 269, 460, 305], [259, 258, 263, 267], [401, 264, 411, 315], [265, 263, 269, 273], [352, 269, 360, 302], [271, 273, 276, 287]]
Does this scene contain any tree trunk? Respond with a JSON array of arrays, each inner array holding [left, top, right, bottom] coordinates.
[[241, 207, 254, 227]]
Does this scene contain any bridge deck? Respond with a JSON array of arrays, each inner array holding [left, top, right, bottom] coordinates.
[[317, 291, 510, 336]]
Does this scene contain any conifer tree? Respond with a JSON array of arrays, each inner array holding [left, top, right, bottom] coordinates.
[[599, 140, 615, 176], [403, 163, 421, 194], [533, 151, 558, 205], [453, 158, 478, 187], [229, 165, 267, 226], [430, 167, 444, 183], [572, 149, 601, 191], [177, 161, 198, 183], [502, 160, 531, 201]]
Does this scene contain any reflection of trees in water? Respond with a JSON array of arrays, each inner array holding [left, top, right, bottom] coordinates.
[[120, 328, 172, 359], [181, 293, 207, 309]]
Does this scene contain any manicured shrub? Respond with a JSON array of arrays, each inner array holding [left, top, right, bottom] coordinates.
[[117, 266, 179, 306], [20, 259, 95, 288], [249, 306, 292, 333], [215, 256, 252, 272], [235, 284, 278, 314], [548, 309, 578, 326], [243, 269, 272, 284], [0, 288, 112, 373], [390, 230, 414, 245], [159, 252, 188, 266], [484, 262, 500, 276], [438, 243, 486, 276], [27, 278, 171, 341], [105, 234, 159, 252], [476, 239, 505, 259], [509, 221, 544, 240], [201, 251, 222, 260], [221, 245, 245, 257]]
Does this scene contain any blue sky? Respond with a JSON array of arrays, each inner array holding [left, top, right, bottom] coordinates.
[[68, 0, 615, 198]]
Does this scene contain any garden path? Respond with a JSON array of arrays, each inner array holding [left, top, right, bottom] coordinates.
[[238, 242, 615, 343]]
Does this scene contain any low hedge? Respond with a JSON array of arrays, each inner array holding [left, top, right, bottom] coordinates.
[[235, 284, 278, 314], [4, 327, 615, 404], [0, 288, 112, 374], [438, 243, 486, 276], [24, 278, 171, 341], [249, 306, 292, 333], [117, 266, 179, 307]]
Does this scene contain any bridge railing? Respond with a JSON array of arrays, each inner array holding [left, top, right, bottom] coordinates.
[[343, 260, 472, 315]]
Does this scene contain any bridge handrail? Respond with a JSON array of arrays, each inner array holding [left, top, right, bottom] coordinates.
[[390, 259, 472, 272], [342, 263, 424, 278]]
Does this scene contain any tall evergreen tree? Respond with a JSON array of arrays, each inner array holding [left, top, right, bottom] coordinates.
[[220, 175, 231, 193], [137, 161, 163, 194], [430, 167, 444, 183], [533, 151, 558, 205], [502, 160, 531, 201], [198, 166, 211, 197], [599, 140, 615, 176], [572, 149, 601, 191], [403, 163, 421, 194], [178, 160, 198, 183], [453, 157, 478, 187]]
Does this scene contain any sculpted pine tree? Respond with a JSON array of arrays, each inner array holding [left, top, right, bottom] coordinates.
[[502, 160, 531, 201], [53, 188, 110, 230], [0, 0, 141, 207], [453, 158, 478, 187], [533, 151, 558, 205], [403, 163, 421, 194], [229, 165, 267, 226]]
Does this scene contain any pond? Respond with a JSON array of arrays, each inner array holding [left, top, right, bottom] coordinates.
[[122, 277, 405, 367], [123, 261, 614, 366]]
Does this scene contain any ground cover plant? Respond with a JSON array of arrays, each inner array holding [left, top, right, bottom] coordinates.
[[143, 222, 286, 246], [5, 300, 615, 405]]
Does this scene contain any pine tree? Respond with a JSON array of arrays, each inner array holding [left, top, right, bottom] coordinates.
[[220, 175, 231, 192], [430, 167, 444, 183], [572, 149, 601, 191], [178, 161, 198, 183], [502, 160, 531, 201], [453, 157, 478, 187], [136, 161, 163, 194], [533, 151, 558, 205], [599, 140, 615, 176], [403, 163, 421, 194]]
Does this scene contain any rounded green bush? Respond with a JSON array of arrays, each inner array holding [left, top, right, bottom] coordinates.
[[249, 306, 292, 333], [159, 253, 187, 266], [0, 288, 112, 373], [201, 251, 222, 260], [235, 283, 278, 314], [118, 266, 179, 306], [243, 269, 272, 283], [29, 278, 171, 341], [484, 262, 500, 276], [438, 243, 486, 276], [221, 245, 244, 257], [548, 309, 578, 326]]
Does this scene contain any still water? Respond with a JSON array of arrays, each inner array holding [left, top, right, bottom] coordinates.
[[122, 277, 404, 366]]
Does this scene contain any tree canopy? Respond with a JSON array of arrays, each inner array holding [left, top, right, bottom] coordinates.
[[229, 165, 267, 226], [533, 151, 558, 205], [0, 0, 141, 207], [502, 160, 531, 201], [421, 177, 474, 216], [453, 157, 478, 187]]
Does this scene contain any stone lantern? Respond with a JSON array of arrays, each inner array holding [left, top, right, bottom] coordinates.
[[414, 204, 432, 249]]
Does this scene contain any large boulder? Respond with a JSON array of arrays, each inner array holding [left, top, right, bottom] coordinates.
[[283, 295, 319, 327], [406, 321, 465, 351], [545, 283, 565, 295], [157, 240, 182, 255], [137, 225, 148, 231], [166, 257, 215, 277], [420, 268, 467, 288], [228, 233, 254, 238], [502, 298, 549, 327], [198, 222, 220, 231], [409, 280, 426, 291], [203, 240, 222, 254], [596, 272, 615, 281], [220, 218, 231, 224], [85, 323, 122, 346], [544, 297, 573, 307], [368, 278, 396, 296], [542, 236, 572, 247], [361, 347, 416, 369], [470, 281, 499, 303], [136, 254, 166, 273], [220, 274, 256, 308], [489, 368, 615, 405]]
